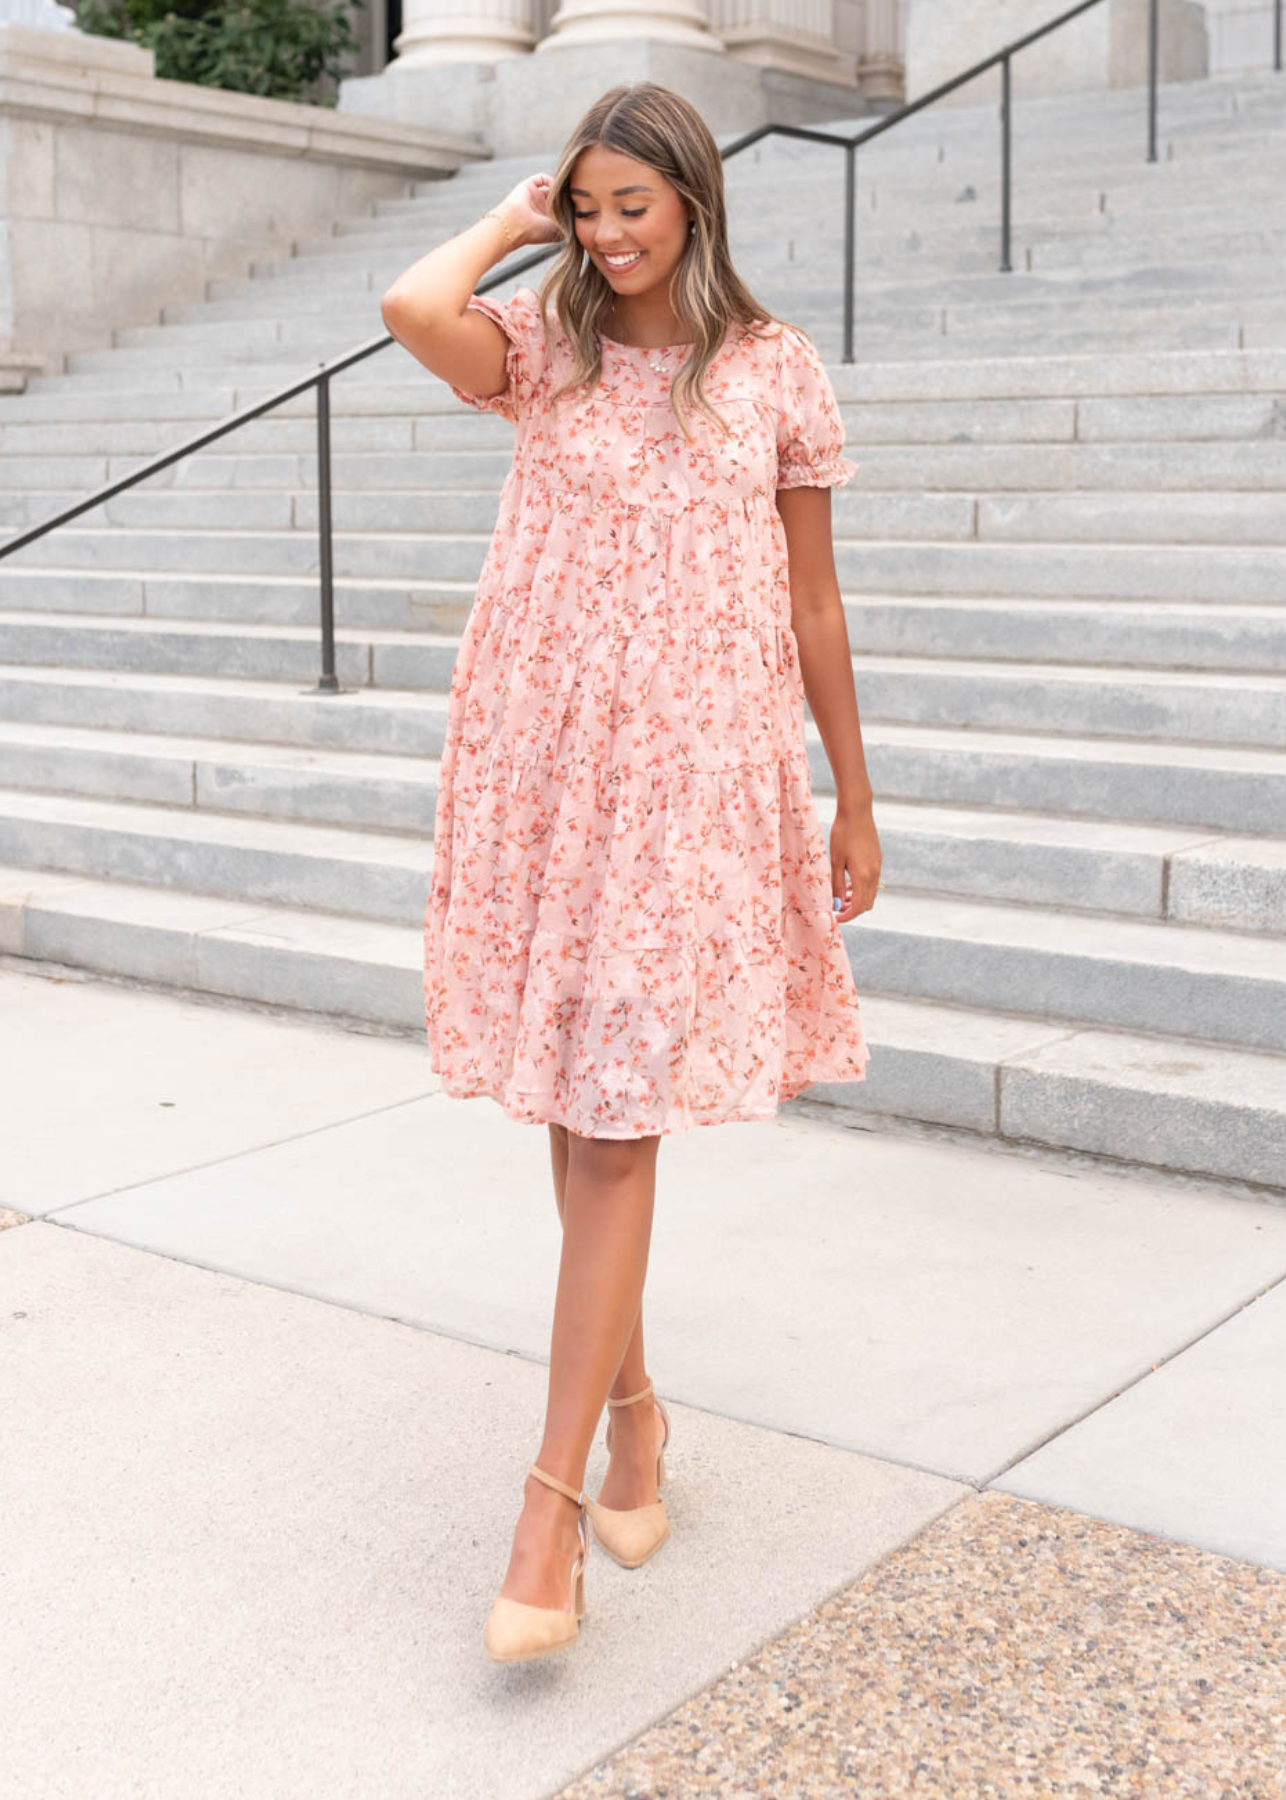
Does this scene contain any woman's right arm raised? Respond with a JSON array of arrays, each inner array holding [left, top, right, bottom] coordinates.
[[379, 175, 561, 399]]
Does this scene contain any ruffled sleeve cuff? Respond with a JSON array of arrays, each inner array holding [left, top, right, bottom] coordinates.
[[774, 324, 858, 491], [775, 447, 859, 490], [447, 285, 548, 425]]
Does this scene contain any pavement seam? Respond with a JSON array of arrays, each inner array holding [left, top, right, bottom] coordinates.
[[25, 1206, 1286, 1522], [36, 1088, 438, 1216], [981, 1261, 1286, 1489]]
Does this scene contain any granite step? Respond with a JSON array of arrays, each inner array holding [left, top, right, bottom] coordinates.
[[5, 374, 1285, 446], [51, 301, 1286, 384], [0, 666, 1283, 830], [7, 526, 1285, 602], [7, 346, 1286, 430], [0, 724, 438, 834], [0, 777, 1280, 934], [3, 580, 1286, 670], [849, 888, 1286, 1054], [2, 862, 1282, 1191], [187, 253, 1286, 319], [5, 442, 1286, 497], [1, 614, 1282, 745], [9, 482, 1286, 547], [101, 280, 1282, 362], [284, 207, 1286, 268], [0, 664, 1281, 829]]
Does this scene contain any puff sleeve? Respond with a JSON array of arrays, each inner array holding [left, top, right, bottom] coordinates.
[[446, 284, 549, 425], [774, 324, 858, 490]]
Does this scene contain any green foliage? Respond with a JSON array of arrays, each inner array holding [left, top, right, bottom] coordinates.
[[74, 0, 364, 105]]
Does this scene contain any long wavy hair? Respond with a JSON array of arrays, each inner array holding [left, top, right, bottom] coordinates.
[[531, 82, 798, 441]]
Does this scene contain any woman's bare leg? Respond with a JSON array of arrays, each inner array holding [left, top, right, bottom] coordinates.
[[548, 1123, 649, 1401], [498, 1128, 661, 1609], [547, 1123, 664, 1514]]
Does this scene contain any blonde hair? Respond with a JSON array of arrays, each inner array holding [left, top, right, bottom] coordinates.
[[531, 82, 800, 440]]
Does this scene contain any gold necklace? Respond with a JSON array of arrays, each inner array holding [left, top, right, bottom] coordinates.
[[607, 305, 688, 374]]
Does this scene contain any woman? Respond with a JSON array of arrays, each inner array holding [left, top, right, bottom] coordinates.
[[380, 80, 881, 1664]]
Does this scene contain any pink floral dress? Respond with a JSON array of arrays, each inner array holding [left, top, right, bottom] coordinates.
[[423, 283, 871, 1138]]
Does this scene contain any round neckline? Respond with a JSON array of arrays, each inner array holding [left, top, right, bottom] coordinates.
[[598, 330, 693, 353]]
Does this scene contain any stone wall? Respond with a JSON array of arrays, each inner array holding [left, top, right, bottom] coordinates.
[[1197, 0, 1283, 72], [904, 0, 1208, 108], [0, 22, 489, 378]]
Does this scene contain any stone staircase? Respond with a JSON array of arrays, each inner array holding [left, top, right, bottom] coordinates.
[[2, 67, 1284, 1193]]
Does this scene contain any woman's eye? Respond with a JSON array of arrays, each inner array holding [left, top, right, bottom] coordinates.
[[574, 209, 647, 220]]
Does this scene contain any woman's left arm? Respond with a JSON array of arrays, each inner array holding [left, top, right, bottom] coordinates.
[[776, 485, 882, 922]]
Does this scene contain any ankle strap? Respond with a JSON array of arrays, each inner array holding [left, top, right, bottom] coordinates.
[[606, 1381, 654, 1409], [528, 1463, 585, 1506]]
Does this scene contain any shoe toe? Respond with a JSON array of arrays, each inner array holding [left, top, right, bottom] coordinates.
[[588, 1498, 669, 1568], [484, 1594, 579, 1662]]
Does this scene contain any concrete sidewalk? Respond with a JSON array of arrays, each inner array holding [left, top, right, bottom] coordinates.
[[2, 958, 1284, 1798]]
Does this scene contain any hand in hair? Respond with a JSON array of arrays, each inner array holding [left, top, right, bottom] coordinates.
[[496, 173, 564, 249]]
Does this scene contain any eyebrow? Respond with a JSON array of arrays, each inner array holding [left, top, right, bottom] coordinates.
[[568, 185, 655, 197]]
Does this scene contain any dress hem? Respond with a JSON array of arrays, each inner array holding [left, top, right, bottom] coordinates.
[[426, 1061, 869, 1139]]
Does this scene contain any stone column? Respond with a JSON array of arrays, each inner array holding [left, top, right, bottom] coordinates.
[[535, 0, 725, 55], [390, 0, 539, 67], [712, 0, 855, 81], [859, 0, 904, 100]]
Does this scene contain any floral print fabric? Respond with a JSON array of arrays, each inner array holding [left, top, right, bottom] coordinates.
[[423, 283, 871, 1137]]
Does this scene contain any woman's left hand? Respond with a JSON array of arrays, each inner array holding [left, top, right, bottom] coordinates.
[[830, 798, 882, 923]]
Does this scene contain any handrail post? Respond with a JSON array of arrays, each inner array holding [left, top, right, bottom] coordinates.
[[842, 141, 856, 363], [1148, 0, 1159, 161], [1000, 52, 1013, 272], [313, 367, 340, 694]]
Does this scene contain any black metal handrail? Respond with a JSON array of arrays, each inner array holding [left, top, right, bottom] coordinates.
[[2, 0, 1280, 695]]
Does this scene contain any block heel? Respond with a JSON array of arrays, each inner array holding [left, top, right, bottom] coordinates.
[[484, 1464, 589, 1663], [588, 1380, 671, 1569]]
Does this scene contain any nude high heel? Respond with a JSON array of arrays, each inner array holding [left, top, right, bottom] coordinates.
[[483, 1464, 589, 1663], [588, 1381, 671, 1569]]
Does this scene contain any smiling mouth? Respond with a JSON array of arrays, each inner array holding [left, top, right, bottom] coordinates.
[[602, 252, 644, 271]]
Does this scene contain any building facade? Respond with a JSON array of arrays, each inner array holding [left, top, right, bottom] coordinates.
[[348, 0, 908, 103]]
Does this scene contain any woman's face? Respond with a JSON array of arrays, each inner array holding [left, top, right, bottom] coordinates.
[[568, 143, 691, 301]]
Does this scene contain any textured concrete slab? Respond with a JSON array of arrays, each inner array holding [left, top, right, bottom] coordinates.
[[42, 979, 1286, 1486], [555, 1490, 1286, 1800], [0, 1223, 961, 1800], [0, 966, 434, 1217], [995, 1277, 1286, 1573]]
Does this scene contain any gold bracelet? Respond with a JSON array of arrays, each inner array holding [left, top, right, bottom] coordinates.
[[480, 208, 516, 249]]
